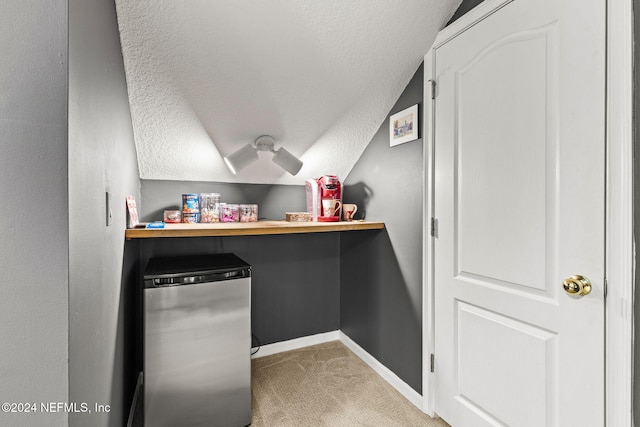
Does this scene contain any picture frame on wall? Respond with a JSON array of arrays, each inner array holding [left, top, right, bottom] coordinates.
[[389, 104, 419, 147]]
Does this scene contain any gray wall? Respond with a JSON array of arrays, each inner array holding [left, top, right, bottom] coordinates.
[[0, 2, 70, 426], [68, 0, 141, 425], [341, 63, 425, 393]]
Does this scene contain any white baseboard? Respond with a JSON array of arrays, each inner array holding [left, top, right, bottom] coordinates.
[[338, 331, 424, 411], [251, 330, 340, 358], [250, 330, 424, 413]]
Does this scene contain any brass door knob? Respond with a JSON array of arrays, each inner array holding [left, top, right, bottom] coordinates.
[[563, 275, 592, 296]]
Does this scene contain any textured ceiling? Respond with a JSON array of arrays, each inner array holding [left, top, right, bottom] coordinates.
[[115, 0, 461, 185]]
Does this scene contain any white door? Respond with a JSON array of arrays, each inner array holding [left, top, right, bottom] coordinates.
[[432, 0, 605, 426]]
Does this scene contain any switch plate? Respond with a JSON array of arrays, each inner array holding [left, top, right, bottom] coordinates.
[[106, 191, 112, 226]]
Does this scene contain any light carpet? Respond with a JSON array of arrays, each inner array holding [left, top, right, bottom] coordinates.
[[251, 340, 450, 427]]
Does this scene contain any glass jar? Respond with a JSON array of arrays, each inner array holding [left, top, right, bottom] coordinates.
[[221, 203, 239, 222], [239, 204, 258, 222], [199, 193, 221, 223], [163, 209, 182, 223]]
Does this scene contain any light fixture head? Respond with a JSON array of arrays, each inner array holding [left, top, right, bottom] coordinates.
[[223, 135, 303, 176], [272, 147, 303, 175], [223, 143, 258, 174]]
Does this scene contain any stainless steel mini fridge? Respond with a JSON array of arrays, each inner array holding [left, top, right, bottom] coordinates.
[[143, 253, 251, 427]]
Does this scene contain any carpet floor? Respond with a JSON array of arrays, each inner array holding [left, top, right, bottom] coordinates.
[[250, 341, 450, 427]]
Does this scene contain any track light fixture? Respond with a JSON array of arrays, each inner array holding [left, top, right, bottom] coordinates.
[[224, 135, 303, 175]]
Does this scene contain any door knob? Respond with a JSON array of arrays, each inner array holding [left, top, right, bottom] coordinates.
[[562, 275, 592, 296]]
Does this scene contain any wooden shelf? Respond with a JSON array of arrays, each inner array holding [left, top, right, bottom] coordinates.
[[125, 220, 385, 239]]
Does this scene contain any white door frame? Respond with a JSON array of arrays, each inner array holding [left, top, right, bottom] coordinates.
[[421, 0, 634, 424]]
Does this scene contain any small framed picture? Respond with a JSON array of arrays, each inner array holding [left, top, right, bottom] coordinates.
[[389, 104, 419, 146]]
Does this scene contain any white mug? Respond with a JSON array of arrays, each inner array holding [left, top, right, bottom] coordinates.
[[342, 203, 358, 221], [321, 199, 341, 217]]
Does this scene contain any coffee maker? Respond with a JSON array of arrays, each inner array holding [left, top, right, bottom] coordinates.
[[306, 175, 342, 222]]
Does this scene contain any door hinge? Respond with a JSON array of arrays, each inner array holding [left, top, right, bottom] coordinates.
[[428, 80, 436, 99], [430, 353, 435, 373], [603, 277, 607, 298], [430, 217, 437, 237]]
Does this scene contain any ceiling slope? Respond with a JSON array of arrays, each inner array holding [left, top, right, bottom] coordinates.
[[115, 0, 461, 185]]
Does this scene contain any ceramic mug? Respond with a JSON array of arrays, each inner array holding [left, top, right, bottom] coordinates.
[[342, 203, 358, 221], [321, 199, 341, 217]]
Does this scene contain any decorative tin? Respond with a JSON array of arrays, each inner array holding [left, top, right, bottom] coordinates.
[[285, 212, 311, 222]]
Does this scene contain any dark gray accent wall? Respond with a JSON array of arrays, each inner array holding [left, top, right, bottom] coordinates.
[[0, 2, 69, 426], [341, 63, 425, 393], [136, 233, 341, 346], [68, 0, 141, 425]]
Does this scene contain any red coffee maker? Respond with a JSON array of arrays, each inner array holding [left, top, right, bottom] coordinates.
[[306, 175, 342, 222]]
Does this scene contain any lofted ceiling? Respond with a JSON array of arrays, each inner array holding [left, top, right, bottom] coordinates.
[[115, 0, 461, 185]]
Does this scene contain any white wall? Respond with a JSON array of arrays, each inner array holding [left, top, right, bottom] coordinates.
[[0, 1, 69, 426], [68, 0, 140, 425]]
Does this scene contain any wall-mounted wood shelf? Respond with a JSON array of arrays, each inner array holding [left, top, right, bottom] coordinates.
[[125, 220, 385, 239]]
